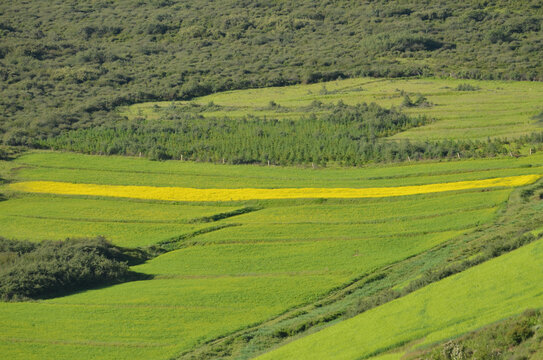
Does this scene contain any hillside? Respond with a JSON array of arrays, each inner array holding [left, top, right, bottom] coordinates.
[[1, 151, 543, 359], [42, 77, 543, 165], [2, 1, 543, 359], [256, 235, 543, 360], [1, 0, 542, 144]]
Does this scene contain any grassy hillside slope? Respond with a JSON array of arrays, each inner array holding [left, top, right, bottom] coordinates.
[[124, 77, 543, 141], [403, 309, 543, 359], [1, 152, 542, 359], [45, 77, 543, 165], [256, 236, 543, 360]]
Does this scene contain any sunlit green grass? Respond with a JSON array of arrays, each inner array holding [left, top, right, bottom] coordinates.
[[1, 151, 541, 359], [0, 275, 340, 360], [256, 237, 543, 360], [0, 195, 237, 223], [218, 190, 510, 224], [0, 195, 238, 247], [135, 231, 465, 278], [193, 207, 499, 244], [9, 151, 543, 188], [120, 77, 543, 141], [0, 215, 204, 247]]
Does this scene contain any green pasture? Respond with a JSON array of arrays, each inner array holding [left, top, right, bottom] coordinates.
[[216, 190, 510, 224], [0, 275, 338, 360], [8, 151, 543, 189], [136, 231, 464, 278], [0, 195, 239, 247], [0, 215, 203, 248], [1, 151, 543, 359], [256, 236, 543, 360], [0, 196, 236, 223], [121, 77, 543, 141], [193, 208, 497, 244]]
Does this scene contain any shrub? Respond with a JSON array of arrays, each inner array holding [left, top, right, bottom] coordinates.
[[507, 321, 535, 346], [442, 341, 469, 360], [402, 94, 432, 108], [455, 83, 480, 91], [0, 237, 146, 301], [521, 188, 535, 201]]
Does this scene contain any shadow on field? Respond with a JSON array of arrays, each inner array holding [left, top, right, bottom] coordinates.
[[35, 271, 156, 301]]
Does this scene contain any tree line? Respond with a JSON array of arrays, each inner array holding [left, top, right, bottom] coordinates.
[[40, 103, 543, 166]]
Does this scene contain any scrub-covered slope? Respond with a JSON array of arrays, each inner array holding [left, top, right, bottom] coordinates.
[[1, 1, 542, 143]]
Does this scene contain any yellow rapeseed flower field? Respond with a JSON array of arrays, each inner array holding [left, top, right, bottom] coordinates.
[[9, 175, 540, 202]]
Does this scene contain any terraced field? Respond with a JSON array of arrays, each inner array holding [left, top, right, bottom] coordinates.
[[1, 151, 543, 359], [0, 196, 237, 247], [9, 151, 543, 188], [121, 77, 543, 141], [257, 236, 543, 360], [3, 0, 543, 357]]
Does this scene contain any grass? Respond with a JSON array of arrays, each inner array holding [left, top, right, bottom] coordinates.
[[0, 195, 239, 247], [0, 275, 339, 360], [3, 77, 542, 360], [135, 231, 465, 277], [191, 208, 497, 244], [120, 77, 543, 141], [177, 179, 543, 360], [0, 215, 204, 248], [217, 189, 511, 224], [402, 308, 543, 360], [1, 151, 543, 359], [9, 151, 543, 189], [255, 236, 543, 360]]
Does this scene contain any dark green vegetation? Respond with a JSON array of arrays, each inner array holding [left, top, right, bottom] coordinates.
[[40, 102, 543, 165], [0, 237, 147, 301], [1, 0, 542, 145], [43, 102, 433, 164], [0, 146, 24, 161], [406, 309, 543, 359], [175, 179, 543, 360]]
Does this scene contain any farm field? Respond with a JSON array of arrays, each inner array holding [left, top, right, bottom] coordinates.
[[8, 175, 538, 202], [0, 196, 239, 247], [121, 77, 543, 141], [8, 151, 543, 188], [256, 235, 543, 360], [1, 151, 543, 359]]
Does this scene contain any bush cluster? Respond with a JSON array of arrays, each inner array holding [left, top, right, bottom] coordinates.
[[0, 237, 145, 301]]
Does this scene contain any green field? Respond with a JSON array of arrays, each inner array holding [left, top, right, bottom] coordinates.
[[1, 150, 543, 359], [9, 151, 543, 188], [0, 196, 240, 247], [121, 77, 543, 141], [256, 235, 543, 360]]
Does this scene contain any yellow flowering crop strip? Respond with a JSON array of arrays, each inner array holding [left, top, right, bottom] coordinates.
[[8, 175, 540, 202]]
